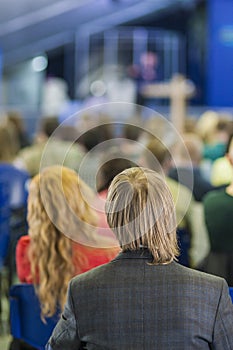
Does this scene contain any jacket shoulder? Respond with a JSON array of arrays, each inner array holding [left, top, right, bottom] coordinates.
[[173, 262, 226, 287]]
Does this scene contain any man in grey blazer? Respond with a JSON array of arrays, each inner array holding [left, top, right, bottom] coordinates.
[[47, 167, 233, 349]]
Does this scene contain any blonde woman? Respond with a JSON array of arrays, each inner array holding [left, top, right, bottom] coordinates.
[[47, 167, 233, 350], [16, 165, 119, 318]]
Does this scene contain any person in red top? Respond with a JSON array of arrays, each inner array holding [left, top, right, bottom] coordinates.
[[16, 165, 119, 318]]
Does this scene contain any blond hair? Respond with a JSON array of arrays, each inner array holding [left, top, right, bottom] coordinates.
[[144, 138, 171, 172], [179, 133, 203, 165], [0, 122, 19, 161], [106, 167, 179, 264], [28, 165, 98, 318]]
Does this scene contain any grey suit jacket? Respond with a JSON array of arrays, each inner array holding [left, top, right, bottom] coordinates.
[[47, 249, 233, 349]]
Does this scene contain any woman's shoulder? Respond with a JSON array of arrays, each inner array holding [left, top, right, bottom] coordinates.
[[17, 234, 30, 246], [203, 187, 228, 204]]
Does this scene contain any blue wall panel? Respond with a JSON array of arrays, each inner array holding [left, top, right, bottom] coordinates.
[[207, 0, 233, 106]]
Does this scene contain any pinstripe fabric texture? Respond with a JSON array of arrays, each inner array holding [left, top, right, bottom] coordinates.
[[47, 249, 233, 350]]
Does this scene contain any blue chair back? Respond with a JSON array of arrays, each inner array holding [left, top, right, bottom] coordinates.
[[229, 287, 233, 303], [0, 163, 29, 210], [0, 164, 30, 286], [10, 284, 59, 350]]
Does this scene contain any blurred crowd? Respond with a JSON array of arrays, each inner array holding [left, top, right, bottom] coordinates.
[[1, 106, 233, 348]]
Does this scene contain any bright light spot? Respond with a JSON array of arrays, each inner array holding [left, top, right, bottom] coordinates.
[[90, 80, 106, 97], [32, 55, 48, 72]]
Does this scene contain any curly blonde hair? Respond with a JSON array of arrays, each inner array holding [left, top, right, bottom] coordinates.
[[27, 165, 98, 318]]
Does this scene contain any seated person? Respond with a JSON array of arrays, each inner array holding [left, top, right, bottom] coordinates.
[[47, 167, 233, 349], [203, 133, 233, 285], [169, 133, 216, 201], [195, 111, 232, 162], [95, 150, 135, 239], [97, 151, 135, 195], [211, 132, 233, 186], [14, 117, 85, 176], [211, 155, 232, 186], [16, 165, 119, 319]]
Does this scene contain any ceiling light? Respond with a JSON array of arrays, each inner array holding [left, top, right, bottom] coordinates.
[[32, 55, 48, 72]]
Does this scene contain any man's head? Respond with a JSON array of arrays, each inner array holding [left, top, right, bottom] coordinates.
[[106, 167, 178, 264], [141, 138, 172, 175], [39, 116, 59, 138], [176, 133, 203, 166], [97, 155, 135, 192]]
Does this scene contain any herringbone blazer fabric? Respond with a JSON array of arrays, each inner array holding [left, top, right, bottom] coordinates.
[[47, 249, 233, 350]]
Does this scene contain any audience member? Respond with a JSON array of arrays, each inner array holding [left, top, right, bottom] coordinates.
[[14, 116, 85, 176], [78, 115, 114, 152], [169, 133, 216, 201], [47, 167, 233, 350], [0, 121, 20, 162], [206, 118, 233, 160], [16, 166, 119, 319], [211, 155, 233, 186], [7, 110, 31, 149], [203, 133, 233, 285], [195, 111, 219, 146], [118, 119, 143, 163], [210, 133, 233, 186], [196, 111, 233, 162], [96, 152, 135, 193], [183, 115, 197, 133], [95, 150, 136, 238], [0, 120, 28, 294], [138, 115, 173, 147]]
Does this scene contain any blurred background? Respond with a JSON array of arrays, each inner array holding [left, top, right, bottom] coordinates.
[[1, 1, 233, 348], [1, 0, 232, 136]]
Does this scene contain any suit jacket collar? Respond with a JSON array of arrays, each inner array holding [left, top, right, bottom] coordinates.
[[113, 248, 154, 262]]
